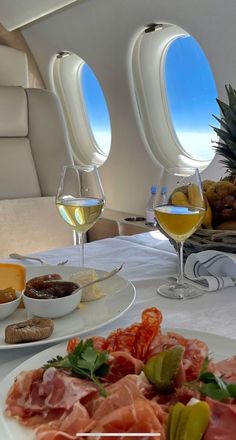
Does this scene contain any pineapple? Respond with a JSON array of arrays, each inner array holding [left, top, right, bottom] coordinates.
[[209, 84, 236, 227], [212, 84, 236, 180]]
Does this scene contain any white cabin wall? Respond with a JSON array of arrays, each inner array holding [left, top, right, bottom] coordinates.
[[22, 0, 236, 215]]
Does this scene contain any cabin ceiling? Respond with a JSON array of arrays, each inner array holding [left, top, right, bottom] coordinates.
[[0, 0, 79, 31]]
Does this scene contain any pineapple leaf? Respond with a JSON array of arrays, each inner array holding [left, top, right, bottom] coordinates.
[[211, 126, 235, 143], [212, 115, 236, 137], [211, 83, 236, 179], [216, 99, 229, 117], [215, 138, 236, 158], [226, 84, 236, 108], [213, 141, 236, 160], [216, 99, 236, 124]]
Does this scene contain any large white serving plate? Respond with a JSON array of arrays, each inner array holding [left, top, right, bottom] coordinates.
[[0, 265, 136, 349], [0, 328, 236, 440]]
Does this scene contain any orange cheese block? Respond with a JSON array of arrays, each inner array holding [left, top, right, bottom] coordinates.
[[0, 263, 26, 291]]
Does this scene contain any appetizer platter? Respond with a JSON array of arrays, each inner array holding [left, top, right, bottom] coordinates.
[[0, 264, 136, 349], [1, 307, 236, 439]]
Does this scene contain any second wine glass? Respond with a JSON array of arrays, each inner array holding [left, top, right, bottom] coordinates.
[[56, 165, 105, 267], [154, 167, 205, 299]]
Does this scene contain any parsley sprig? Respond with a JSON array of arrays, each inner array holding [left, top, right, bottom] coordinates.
[[199, 371, 236, 401], [43, 339, 110, 396], [185, 356, 236, 402]]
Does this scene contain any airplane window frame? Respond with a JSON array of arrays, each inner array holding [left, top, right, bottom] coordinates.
[[50, 52, 110, 166], [130, 24, 216, 171]]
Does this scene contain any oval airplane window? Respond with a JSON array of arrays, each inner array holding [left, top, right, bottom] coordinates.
[[131, 24, 219, 171], [52, 52, 111, 165], [80, 64, 111, 157], [164, 35, 219, 161]]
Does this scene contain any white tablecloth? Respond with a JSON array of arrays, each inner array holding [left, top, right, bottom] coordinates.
[[1, 231, 236, 381]]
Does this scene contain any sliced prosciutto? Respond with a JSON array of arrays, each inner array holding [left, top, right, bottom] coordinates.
[[214, 355, 236, 383], [106, 351, 144, 382], [6, 370, 166, 440], [85, 374, 151, 418], [204, 397, 236, 439], [90, 398, 165, 440], [5, 367, 97, 427], [87, 375, 166, 440], [35, 401, 94, 440]]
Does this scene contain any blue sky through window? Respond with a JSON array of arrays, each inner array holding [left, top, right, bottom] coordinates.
[[165, 36, 219, 160], [81, 64, 111, 155]]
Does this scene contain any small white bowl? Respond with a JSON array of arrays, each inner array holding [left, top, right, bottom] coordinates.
[[0, 292, 22, 320], [22, 289, 82, 319]]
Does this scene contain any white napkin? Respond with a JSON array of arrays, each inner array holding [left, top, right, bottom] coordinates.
[[184, 250, 236, 291]]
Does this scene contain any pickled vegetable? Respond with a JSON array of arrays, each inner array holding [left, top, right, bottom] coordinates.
[[167, 401, 211, 440], [143, 345, 184, 392], [167, 402, 185, 440]]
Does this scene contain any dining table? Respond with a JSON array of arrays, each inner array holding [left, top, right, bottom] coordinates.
[[1, 230, 236, 382]]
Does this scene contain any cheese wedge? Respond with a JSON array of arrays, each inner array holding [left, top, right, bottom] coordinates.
[[69, 269, 104, 302], [0, 263, 26, 291]]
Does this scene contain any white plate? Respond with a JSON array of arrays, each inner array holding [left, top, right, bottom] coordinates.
[[0, 328, 236, 440], [0, 266, 136, 349]]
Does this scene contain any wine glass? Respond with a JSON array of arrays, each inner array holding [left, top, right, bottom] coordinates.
[[154, 167, 205, 300], [56, 165, 105, 267]]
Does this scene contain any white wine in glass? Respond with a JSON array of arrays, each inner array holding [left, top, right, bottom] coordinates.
[[56, 165, 105, 267], [154, 168, 205, 299]]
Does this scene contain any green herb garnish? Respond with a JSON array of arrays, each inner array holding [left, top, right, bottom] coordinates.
[[43, 339, 110, 396], [183, 356, 236, 402], [199, 370, 236, 401]]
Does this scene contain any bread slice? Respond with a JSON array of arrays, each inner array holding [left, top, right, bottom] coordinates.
[[5, 317, 54, 344]]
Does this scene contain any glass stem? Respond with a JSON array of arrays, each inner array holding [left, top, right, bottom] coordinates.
[[78, 232, 84, 267], [176, 241, 184, 286], [73, 230, 79, 246]]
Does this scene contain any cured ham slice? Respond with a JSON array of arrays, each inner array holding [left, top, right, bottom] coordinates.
[[5, 369, 49, 426], [204, 397, 236, 440], [90, 398, 165, 440], [86, 375, 166, 440], [183, 338, 208, 380], [35, 401, 94, 440], [86, 375, 147, 418], [106, 351, 144, 382], [5, 368, 166, 440], [214, 355, 236, 383], [5, 367, 97, 427]]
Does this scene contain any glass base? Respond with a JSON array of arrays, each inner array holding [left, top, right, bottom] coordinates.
[[157, 281, 204, 300]]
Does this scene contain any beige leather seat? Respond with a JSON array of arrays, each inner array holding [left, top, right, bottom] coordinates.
[[0, 45, 28, 87], [0, 85, 74, 256]]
